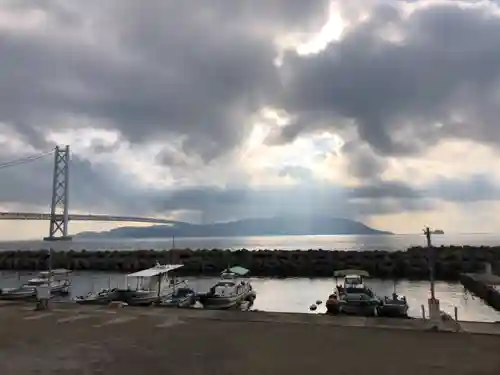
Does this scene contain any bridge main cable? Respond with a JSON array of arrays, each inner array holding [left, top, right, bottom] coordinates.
[[0, 149, 55, 170]]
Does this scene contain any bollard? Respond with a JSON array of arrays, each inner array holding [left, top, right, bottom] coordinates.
[[454, 306, 458, 321], [421, 304, 426, 319]]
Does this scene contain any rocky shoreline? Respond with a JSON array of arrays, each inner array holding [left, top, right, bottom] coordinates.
[[0, 246, 498, 280]]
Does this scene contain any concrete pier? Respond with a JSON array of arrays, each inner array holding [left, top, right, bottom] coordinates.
[[0, 303, 500, 374], [460, 270, 500, 312]]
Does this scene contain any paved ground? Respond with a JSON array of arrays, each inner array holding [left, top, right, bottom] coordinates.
[[0, 304, 500, 375]]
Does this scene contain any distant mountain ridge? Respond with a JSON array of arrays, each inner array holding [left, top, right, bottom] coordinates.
[[76, 216, 392, 238]]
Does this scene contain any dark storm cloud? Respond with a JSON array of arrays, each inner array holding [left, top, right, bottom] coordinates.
[[0, 0, 329, 162], [2, 0, 500, 222], [274, 2, 500, 156], [348, 181, 420, 199], [342, 141, 388, 180], [425, 174, 500, 203]]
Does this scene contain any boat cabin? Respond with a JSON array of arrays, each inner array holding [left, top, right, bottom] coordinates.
[[334, 269, 374, 298], [125, 263, 184, 294], [208, 266, 251, 296], [344, 274, 363, 286]]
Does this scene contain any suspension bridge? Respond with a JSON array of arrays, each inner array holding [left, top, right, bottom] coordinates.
[[0, 145, 175, 241]]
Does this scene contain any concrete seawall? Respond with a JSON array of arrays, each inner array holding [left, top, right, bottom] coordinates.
[[1, 245, 500, 280]]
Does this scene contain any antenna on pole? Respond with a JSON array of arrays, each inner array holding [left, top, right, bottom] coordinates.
[[44, 145, 72, 241]]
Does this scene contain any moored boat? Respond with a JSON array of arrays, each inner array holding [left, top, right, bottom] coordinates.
[[75, 288, 119, 305], [326, 269, 381, 316], [198, 266, 256, 310], [155, 287, 196, 308], [0, 269, 72, 301], [378, 279, 409, 318], [116, 263, 186, 306], [378, 293, 409, 317]]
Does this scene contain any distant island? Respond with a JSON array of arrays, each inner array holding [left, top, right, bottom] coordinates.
[[76, 216, 392, 239]]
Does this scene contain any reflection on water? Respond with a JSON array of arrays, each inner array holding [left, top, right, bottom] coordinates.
[[1, 271, 500, 323], [2, 233, 500, 251]]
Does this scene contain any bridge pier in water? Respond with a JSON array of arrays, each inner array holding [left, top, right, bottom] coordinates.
[[44, 145, 72, 242]]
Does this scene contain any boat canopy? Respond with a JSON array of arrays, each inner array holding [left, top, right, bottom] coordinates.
[[334, 269, 370, 278], [222, 266, 250, 276], [127, 263, 183, 278], [35, 269, 72, 281], [39, 269, 72, 276]]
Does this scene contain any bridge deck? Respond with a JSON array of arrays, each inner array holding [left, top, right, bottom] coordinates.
[[0, 211, 175, 224]]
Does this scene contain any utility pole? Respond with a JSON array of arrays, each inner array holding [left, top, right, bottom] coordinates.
[[424, 226, 440, 328], [423, 226, 435, 301]]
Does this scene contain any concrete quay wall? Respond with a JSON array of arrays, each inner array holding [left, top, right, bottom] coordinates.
[[460, 273, 500, 312]]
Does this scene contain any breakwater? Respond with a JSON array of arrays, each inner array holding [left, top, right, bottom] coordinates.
[[1, 246, 499, 280], [460, 273, 500, 312]]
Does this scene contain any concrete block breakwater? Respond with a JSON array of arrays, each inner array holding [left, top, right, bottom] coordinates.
[[0, 246, 499, 280]]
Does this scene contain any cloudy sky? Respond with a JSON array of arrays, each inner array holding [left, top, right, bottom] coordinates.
[[1, 0, 500, 240]]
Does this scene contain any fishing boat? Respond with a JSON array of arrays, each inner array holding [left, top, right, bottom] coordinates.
[[0, 269, 72, 301], [116, 263, 185, 306], [326, 269, 381, 316], [198, 266, 256, 310], [156, 286, 196, 308], [75, 288, 119, 305], [378, 280, 409, 318]]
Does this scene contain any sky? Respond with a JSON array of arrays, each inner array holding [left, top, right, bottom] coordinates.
[[2, 0, 500, 240]]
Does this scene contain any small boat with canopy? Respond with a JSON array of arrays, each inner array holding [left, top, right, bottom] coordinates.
[[116, 263, 186, 306], [198, 266, 256, 310], [326, 269, 381, 316]]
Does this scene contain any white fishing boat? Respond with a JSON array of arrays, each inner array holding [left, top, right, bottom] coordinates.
[[117, 263, 185, 306], [0, 269, 72, 301], [198, 266, 256, 310]]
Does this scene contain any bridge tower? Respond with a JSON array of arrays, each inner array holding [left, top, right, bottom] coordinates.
[[44, 145, 71, 241]]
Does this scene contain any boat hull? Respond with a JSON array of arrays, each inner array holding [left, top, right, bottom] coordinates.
[[0, 289, 37, 301], [378, 303, 409, 318], [0, 284, 70, 301], [326, 297, 380, 316], [156, 288, 196, 308], [199, 290, 256, 310], [156, 295, 196, 308], [75, 290, 119, 305], [123, 291, 160, 306]]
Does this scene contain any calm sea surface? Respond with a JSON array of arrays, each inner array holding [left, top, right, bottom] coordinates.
[[1, 233, 500, 251], [1, 271, 499, 323]]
